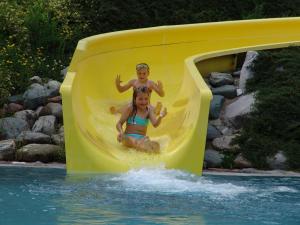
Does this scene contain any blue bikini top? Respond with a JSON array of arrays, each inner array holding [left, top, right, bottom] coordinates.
[[127, 114, 149, 126]]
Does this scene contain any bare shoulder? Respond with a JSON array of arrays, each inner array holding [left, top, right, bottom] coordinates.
[[147, 80, 156, 87], [124, 104, 133, 114], [129, 79, 137, 84]]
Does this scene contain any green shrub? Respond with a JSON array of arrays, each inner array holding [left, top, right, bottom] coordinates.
[[235, 47, 300, 169]]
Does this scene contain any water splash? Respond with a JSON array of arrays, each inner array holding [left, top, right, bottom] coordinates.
[[110, 166, 252, 197]]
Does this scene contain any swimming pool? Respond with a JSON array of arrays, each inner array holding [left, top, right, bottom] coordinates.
[[1, 166, 299, 225]]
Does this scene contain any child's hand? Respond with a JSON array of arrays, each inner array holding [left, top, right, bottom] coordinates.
[[117, 132, 123, 142], [157, 80, 163, 91], [159, 107, 167, 118], [115, 75, 122, 86]]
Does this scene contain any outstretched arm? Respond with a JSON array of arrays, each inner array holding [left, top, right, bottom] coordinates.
[[116, 106, 132, 142], [150, 80, 165, 97], [149, 107, 167, 128], [115, 75, 134, 93]]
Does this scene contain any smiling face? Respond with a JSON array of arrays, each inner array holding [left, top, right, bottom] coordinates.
[[136, 68, 149, 83], [135, 92, 149, 110]]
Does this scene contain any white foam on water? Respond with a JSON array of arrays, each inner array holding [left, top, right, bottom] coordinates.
[[110, 166, 252, 197], [269, 186, 298, 193]]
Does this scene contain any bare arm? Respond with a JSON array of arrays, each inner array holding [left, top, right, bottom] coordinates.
[[149, 107, 167, 128], [115, 75, 135, 93], [116, 105, 132, 142], [150, 80, 165, 97]]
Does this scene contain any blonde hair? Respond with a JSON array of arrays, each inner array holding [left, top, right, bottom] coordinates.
[[136, 63, 149, 71]]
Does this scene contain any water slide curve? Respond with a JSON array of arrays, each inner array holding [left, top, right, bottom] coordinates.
[[60, 18, 300, 175]]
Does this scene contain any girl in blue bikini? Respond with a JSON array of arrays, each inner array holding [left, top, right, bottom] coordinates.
[[116, 86, 167, 152]]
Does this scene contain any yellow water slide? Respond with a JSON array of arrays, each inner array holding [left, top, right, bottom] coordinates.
[[61, 18, 300, 175]]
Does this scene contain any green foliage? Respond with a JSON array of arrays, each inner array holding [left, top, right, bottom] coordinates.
[[221, 152, 237, 169], [235, 47, 300, 169], [25, 0, 63, 55], [1, 0, 300, 100]]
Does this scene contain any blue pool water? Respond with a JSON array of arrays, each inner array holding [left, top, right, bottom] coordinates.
[[0, 166, 300, 225]]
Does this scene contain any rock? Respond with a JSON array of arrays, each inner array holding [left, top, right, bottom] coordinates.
[[14, 110, 37, 128], [23, 83, 49, 109], [204, 149, 224, 168], [51, 133, 64, 146], [232, 70, 241, 77], [220, 127, 234, 136], [223, 93, 255, 128], [267, 151, 287, 170], [0, 117, 30, 139], [38, 106, 51, 117], [32, 115, 56, 135], [16, 144, 62, 162], [236, 88, 243, 96], [209, 95, 225, 119], [58, 126, 64, 134], [209, 72, 234, 87], [60, 67, 69, 79], [7, 103, 23, 113], [239, 51, 259, 92], [207, 124, 222, 140], [29, 76, 42, 84], [7, 94, 23, 104], [209, 119, 234, 136], [211, 85, 236, 99], [46, 103, 63, 119], [48, 96, 62, 103], [211, 135, 238, 151], [45, 80, 61, 97], [17, 131, 51, 145], [209, 119, 223, 127], [0, 139, 16, 160], [234, 153, 252, 168], [35, 106, 44, 117]]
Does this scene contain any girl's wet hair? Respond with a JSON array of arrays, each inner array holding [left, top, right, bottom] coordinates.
[[136, 63, 149, 71], [131, 86, 150, 122]]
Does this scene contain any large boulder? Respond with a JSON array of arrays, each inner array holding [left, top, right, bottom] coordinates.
[[207, 124, 222, 140], [29, 76, 42, 84], [211, 85, 237, 99], [17, 131, 51, 145], [209, 95, 225, 119], [23, 83, 49, 109], [0, 139, 16, 160], [7, 94, 23, 104], [45, 103, 63, 119], [209, 72, 234, 87], [60, 67, 69, 79], [51, 133, 64, 146], [239, 51, 259, 92], [7, 103, 23, 114], [45, 80, 61, 97], [267, 151, 287, 170], [14, 110, 37, 128], [16, 144, 62, 162], [204, 149, 224, 168], [48, 96, 62, 103], [234, 153, 253, 168], [223, 93, 255, 128], [32, 115, 56, 135], [0, 117, 30, 139], [211, 135, 238, 151]]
